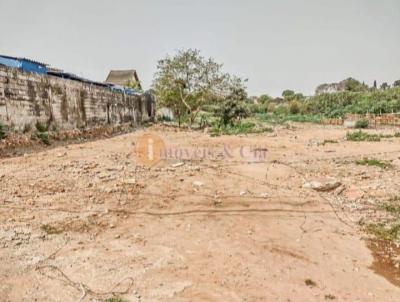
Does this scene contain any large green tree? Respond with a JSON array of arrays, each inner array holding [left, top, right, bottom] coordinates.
[[152, 49, 247, 125]]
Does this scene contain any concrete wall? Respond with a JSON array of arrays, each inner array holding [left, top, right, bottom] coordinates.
[[0, 66, 154, 131]]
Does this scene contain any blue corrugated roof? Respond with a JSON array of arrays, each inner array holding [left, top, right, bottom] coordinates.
[[0, 54, 47, 66]]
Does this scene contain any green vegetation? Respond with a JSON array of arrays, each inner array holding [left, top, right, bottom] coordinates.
[[305, 87, 400, 118], [211, 121, 273, 136], [346, 131, 381, 142], [105, 298, 128, 302], [365, 196, 400, 242], [380, 203, 400, 215], [35, 131, 50, 145], [35, 120, 49, 132], [216, 99, 249, 126], [355, 119, 369, 129], [355, 158, 392, 169], [40, 224, 62, 235], [366, 223, 400, 241], [153, 48, 247, 126], [321, 139, 338, 146], [395, 132, 400, 137], [151, 50, 400, 133], [255, 113, 322, 124], [0, 122, 6, 140]]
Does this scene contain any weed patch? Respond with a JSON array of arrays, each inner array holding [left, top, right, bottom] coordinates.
[[355, 119, 369, 129], [105, 298, 128, 302], [366, 223, 400, 242], [211, 121, 273, 136], [256, 113, 322, 125], [346, 131, 380, 142], [355, 158, 392, 169], [40, 224, 63, 235]]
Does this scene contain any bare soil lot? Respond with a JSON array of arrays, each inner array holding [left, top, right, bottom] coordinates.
[[1, 124, 400, 301]]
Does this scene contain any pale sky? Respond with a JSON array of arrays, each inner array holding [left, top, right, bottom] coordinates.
[[0, 0, 399, 96]]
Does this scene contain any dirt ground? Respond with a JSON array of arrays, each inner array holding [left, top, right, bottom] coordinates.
[[1, 123, 400, 302]]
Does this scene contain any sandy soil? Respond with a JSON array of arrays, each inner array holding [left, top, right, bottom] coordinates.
[[1, 123, 400, 301]]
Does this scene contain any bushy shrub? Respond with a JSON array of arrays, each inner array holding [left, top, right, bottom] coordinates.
[[289, 101, 300, 114], [35, 132, 50, 145], [346, 131, 380, 142], [246, 103, 266, 114], [273, 105, 289, 115], [355, 119, 369, 129], [216, 99, 249, 126], [0, 122, 6, 140], [35, 120, 48, 132], [258, 94, 272, 104], [266, 103, 276, 113]]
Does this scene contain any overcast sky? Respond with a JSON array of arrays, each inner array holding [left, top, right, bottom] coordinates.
[[0, 0, 399, 96]]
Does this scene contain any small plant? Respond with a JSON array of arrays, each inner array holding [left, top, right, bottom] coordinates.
[[395, 132, 400, 138], [105, 298, 128, 302], [305, 279, 317, 287], [0, 122, 6, 140], [211, 121, 273, 136], [354, 119, 369, 129], [35, 120, 48, 132], [355, 158, 392, 169], [40, 224, 62, 234], [321, 139, 338, 146], [346, 131, 380, 142], [325, 294, 336, 300], [36, 132, 50, 145]]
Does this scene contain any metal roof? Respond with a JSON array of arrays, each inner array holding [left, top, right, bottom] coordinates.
[[0, 54, 48, 66]]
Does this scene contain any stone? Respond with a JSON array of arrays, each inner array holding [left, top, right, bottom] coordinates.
[[123, 178, 136, 185], [172, 162, 185, 168], [303, 178, 342, 192], [192, 181, 204, 187]]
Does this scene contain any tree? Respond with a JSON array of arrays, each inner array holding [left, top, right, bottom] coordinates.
[[294, 93, 305, 101], [380, 82, 390, 90], [393, 80, 400, 87], [152, 49, 247, 126], [343, 78, 368, 92], [282, 89, 295, 100], [373, 80, 377, 89], [258, 94, 272, 104]]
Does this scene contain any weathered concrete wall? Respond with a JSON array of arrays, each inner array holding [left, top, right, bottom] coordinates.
[[0, 66, 154, 131]]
